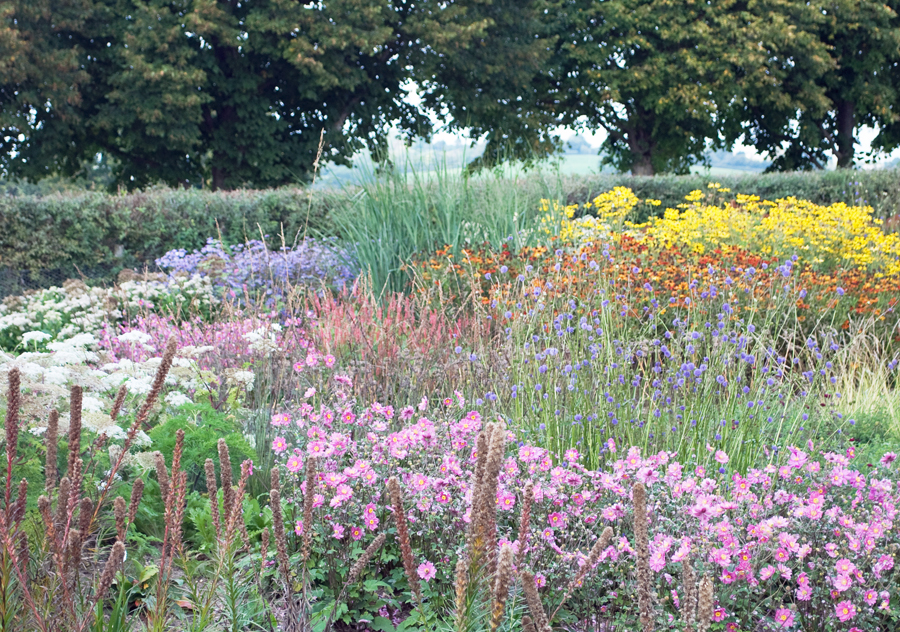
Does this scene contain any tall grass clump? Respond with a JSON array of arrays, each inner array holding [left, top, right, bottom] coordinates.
[[331, 156, 572, 293]]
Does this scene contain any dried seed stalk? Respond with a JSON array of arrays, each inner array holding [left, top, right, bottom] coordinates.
[[66, 385, 83, 478], [515, 481, 534, 569], [633, 482, 653, 632], [205, 458, 221, 539], [269, 484, 291, 589], [114, 497, 126, 542], [520, 571, 550, 632], [697, 576, 714, 632], [127, 478, 144, 526], [551, 526, 614, 620], [45, 409, 59, 491], [386, 476, 421, 601], [218, 439, 234, 521], [489, 543, 514, 632]]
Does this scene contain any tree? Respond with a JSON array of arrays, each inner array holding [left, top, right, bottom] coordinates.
[[0, 0, 93, 177], [3, 0, 493, 190], [734, 0, 900, 170], [548, 0, 747, 175], [414, 0, 564, 170]]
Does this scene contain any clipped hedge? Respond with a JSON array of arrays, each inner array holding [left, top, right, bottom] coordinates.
[[0, 187, 341, 295], [2, 168, 898, 296]]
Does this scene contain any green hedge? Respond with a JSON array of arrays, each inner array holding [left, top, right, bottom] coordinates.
[[1, 168, 898, 296], [0, 187, 341, 294]]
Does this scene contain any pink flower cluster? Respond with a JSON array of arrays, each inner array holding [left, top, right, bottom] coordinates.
[[266, 369, 899, 629]]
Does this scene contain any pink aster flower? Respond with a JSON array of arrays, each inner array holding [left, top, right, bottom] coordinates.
[[881, 452, 897, 466], [271, 437, 287, 453], [417, 560, 436, 582], [350, 526, 363, 541], [774, 608, 795, 628], [271, 412, 292, 426], [548, 512, 567, 528], [834, 600, 856, 622], [714, 450, 729, 465], [832, 574, 852, 592], [332, 524, 345, 539], [286, 455, 303, 472]]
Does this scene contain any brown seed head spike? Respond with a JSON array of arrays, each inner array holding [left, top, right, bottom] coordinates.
[[109, 385, 127, 422], [79, 496, 94, 538], [5, 369, 20, 501], [172, 429, 184, 482], [697, 575, 714, 632], [633, 482, 654, 632], [522, 616, 537, 632], [11, 478, 27, 526], [46, 409, 59, 491], [259, 528, 270, 576], [348, 532, 386, 585], [127, 478, 144, 526], [204, 458, 220, 539], [489, 542, 514, 632], [38, 495, 55, 545], [154, 452, 170, 503], [551, 525, 614, 621], [173, 471, 187, 554], [135, 337, 177, 431], [67, 385, 83, 477], [269, 484, 291, 589], [56, 477, 71, 532], [520, 570, 550, 632], [475, 422, 504, 575], [217, 439, 234, 520], [90, 541, 125, 615], [453, 557, 468, 629], [386, 476, 421, 602], [114, 496, 126, 542], [515, 481, 534, 569]]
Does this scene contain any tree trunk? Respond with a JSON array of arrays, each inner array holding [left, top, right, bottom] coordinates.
[[631, 155, 654, 176], [835, 99, 855, 169], [628, 126, 655, 176], [210, 166, 226, 191]]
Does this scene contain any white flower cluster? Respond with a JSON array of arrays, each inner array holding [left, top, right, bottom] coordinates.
[[0, 332, 208, 444], [242, 323, 282, 356], [0, 275, 218, 349]]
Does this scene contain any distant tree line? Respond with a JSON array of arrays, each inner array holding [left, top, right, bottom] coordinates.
[[1, 0, 899, 188]]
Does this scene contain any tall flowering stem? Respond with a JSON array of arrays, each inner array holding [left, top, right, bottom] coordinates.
[[387, 476, 421, 602], [633, 482, 654, 632]]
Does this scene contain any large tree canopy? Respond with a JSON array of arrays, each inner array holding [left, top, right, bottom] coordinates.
[[2, 0, 493, 189], [2, 0, 900, 182], [734, 0, 900, 170]]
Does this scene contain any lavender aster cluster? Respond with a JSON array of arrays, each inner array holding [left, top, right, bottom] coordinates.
[[156, 237, 357, 301]]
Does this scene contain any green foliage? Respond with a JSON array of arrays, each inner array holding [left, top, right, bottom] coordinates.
[[734, 0, 900, 170], [1, 0, 498, 191], [330, 160, 571, 292], [147, 402, 256, 494], [0, 186, 336, 293]]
